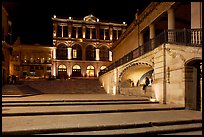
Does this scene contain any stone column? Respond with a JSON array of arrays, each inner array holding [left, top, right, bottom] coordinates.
[[167, 8, 175, 42], [53, 48, 56, 59], [139, 33, 144, 46], [82, 24, 86, 38], [53, 23, 57, 37], [90, 28, 92, 39], [109, 26, 113, 40], [52, 62, 56, 77], [96, 48, 100, 61], [116, 30, 119, 40], [149, 23, 155, 49], [104, 29, 106, 40], [109, 51, 112, 61], [61, 26, 64, 37], [168, 8, 175, 30], [68, 47, 72, 60], [68, 23, 72, 38]]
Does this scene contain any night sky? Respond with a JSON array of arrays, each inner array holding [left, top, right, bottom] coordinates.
[[3, 0, 151, 45]]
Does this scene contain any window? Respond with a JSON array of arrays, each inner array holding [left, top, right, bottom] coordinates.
[[73, 49, 77, 58], [86, 27, 90, 39], [63, 26, 68, 37], [100, 46, 109, 61], [86, 45, 96, 61], [72, 44, 82, 60], [57, 25, 62, 37], [78, 27, 82, 38], [56, 44, 67, 60]]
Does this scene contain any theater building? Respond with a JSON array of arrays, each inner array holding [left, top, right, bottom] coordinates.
[[10, 15, 127, 79]]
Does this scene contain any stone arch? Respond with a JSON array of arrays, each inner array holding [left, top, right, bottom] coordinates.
[[58, 64, 67, 79], [56, 43, 68, 60], [99, 45, 109, 61], [72, 64, 82, 77], [184, 57, 202, 111], [118, 61, 153, 94], [86, 45, 96, 60], [119, 61, 153, 82], [86, 65, 95, 77]]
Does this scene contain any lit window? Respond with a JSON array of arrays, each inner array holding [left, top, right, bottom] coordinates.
[[73, 49, 77, 58]]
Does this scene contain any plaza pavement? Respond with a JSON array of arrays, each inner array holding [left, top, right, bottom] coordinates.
[[2, 80, 202, 135]]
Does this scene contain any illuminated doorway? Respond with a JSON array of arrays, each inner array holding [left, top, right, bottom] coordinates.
[[72, 65, 81, 77], [58, 64, 67, 79], [86, 65, 95, 77]]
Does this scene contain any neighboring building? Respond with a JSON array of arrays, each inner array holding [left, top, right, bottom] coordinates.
[[10, 15, 127, 79], [99, 2, 202, 111], [2, 5, 12, 85], [10, 39, 52, 79]]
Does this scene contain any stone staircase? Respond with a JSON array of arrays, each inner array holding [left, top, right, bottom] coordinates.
[[2, 97, 202, 135], [12, 78, 106, 94]]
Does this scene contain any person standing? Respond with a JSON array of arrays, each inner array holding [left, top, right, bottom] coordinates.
[[143, 77, 150, 92]]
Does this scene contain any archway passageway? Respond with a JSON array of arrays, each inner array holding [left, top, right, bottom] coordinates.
[[185, 59, 202, 111]]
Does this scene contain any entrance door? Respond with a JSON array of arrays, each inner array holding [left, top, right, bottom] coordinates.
[[185, 60, 202, 111], [86, 65, 95, 77], [72, 65, 81, 77], [58, 64, 67, 79]]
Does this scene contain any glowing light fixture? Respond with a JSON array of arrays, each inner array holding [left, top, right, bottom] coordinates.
[[53, 15, 56, 18], [123, 22, 126, 24]]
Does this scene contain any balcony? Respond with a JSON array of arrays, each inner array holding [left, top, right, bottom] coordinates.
[[99, 28, 202, 76]]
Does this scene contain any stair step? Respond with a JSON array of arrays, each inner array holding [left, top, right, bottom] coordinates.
[[37, 123, 202, 135]]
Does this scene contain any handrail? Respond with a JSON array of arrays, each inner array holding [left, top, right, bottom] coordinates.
[[99, 29, 202, 76]]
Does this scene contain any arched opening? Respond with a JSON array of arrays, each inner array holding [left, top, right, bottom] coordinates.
[[72, 44, 82, 60], [185, 59, 202, 111], [86, 65, 95, 77], [86, 45, 96, 61], [119, 63, 153, 97], [99, 46, 109, 61], [72, 65, 81, 77], [56, 44, 67, 60], [58, 64, 67, 79]]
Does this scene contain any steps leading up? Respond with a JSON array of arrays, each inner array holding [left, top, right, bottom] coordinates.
[[21, 78, 106, 94]]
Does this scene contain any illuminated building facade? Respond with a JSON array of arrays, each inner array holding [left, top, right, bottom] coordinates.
[[51, 14, 126, 78], [10, 15, 127, 79], [99, 2, 202, 111]]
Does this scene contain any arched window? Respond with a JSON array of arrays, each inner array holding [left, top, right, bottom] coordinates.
[[86, 65, 95, 77], [56, 44, 67, 60], [86, 45, 96, 61], [58, 64, 67, 79], [72, 64, 81, 77], [58, 64, 67, 71], [100, 46, 109, 61], [72, 44, 82, 60]]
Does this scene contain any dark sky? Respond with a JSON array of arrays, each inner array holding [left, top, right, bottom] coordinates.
[[3, 0, 151, 45]]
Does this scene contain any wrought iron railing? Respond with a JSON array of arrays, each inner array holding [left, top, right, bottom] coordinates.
[[99, 29, 202, 76]]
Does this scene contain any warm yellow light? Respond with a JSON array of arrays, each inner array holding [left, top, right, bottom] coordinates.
[[53, 15, 56, 18], [150, 98, 156, 102]]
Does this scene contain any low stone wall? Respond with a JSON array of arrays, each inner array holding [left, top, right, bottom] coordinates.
[[120, 86, 154, 98]]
